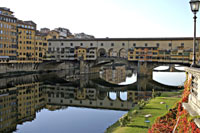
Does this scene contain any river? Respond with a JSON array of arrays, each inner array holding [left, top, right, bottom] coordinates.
[[0, 65, 185, 133]]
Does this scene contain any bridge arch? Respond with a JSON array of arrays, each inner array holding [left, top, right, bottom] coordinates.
[[98, 48, 106, 57], [97, 91, 107, 100], [108, 48, 117, 57], [108, 92, 117, 101], [119, 92, 127, 101], [119, 48, 127, 58]]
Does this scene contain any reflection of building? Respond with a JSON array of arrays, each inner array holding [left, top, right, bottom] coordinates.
[[17, 83, 46, 123], [101, 64, 126, 84], [0, 7, 17, 63], [0, 82, 46, 132], [45, 84, 134, 110], [127, 91, 152, 102], [75, 88, 86, 100], [0, 87, 17, 132]]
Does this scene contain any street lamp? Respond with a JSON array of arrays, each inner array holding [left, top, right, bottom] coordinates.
[[190, 0, 200, 67]]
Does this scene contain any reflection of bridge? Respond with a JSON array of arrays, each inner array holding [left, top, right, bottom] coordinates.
[[153, 65, 184, 72], [0, 69, 182, 92], [44, 85, 135, 111], [91, 75, 181, 91], [44, 71, 181, 111]]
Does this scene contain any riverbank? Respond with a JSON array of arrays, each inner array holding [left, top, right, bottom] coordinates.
[[148, 74, 200, 132], [106, 92, 181, 133]]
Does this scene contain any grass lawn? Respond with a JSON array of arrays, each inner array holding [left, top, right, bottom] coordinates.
[[106, 96, 180, 133]]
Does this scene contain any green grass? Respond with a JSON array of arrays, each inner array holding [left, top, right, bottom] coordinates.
[[106, 96, 180, 133], [159, 90, 183, 97]]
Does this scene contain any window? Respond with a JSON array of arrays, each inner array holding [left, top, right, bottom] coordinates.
[[101, 43, 103, 46], [153, 47, 157, 50], [122, 43, 125, 46], [70, 43, 73, 46], [169, 43, 172, 47], [61, 43, 64, 46], [80, 43, 83, 46], [111, 43, 114, 46], [145, 43, 148, 47], [181, 43, 184, 47], [48, 48, 51, 52], [49, 43, 51, 46], [156, 43, 160, 47], [133, 43, 136, 47], [90, 43, 93, 46]]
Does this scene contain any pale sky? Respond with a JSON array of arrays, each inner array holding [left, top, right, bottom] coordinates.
[[0, 0, 197, 38]]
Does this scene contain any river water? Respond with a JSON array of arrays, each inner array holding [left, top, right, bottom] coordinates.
[[0, 66, 185, 133]]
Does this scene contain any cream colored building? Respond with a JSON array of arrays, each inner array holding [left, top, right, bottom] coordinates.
[[48, 37, 199, 63]]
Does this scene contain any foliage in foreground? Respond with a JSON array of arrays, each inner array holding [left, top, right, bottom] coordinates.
[[149, 77, 200, 133]]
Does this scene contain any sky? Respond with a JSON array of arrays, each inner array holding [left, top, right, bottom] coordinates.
[[0, 0, 198, 38]]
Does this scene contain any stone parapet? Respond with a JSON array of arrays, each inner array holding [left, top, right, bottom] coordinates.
[[185, 67, 200, 128]]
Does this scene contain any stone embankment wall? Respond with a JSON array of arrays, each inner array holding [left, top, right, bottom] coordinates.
[[0, 63, 35, 74], [0, 61, 79, 76]]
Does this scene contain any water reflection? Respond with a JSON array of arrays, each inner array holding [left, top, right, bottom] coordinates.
[[0, 65, 185, 133]]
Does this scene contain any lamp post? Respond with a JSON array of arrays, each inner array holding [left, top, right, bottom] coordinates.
[[190, 0, 200, 67]]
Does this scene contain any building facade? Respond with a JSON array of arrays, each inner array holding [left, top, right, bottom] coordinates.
[[0, 7, 17, 63], [47, 40, 97, 61], [16, 20, 36, 63], [48, 38, 199, 64]]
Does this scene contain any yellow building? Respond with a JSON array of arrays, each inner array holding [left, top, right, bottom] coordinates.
[[128, 47, 158, 61], [0, 7, 17, 63], [35, 31, 48, 62], [17, 20, 37, 63], [75, 47, 87, 60], [46, 30, 59, 40], [128, 46, 196, 63]]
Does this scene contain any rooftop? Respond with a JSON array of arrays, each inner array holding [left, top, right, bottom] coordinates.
[[48, 37, 196, 42], [0, 7, 13, 13]]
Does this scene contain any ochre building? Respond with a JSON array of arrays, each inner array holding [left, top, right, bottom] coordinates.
[[0, 7, 17, 63]]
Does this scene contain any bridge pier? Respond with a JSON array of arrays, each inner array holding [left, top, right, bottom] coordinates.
[[137, 61, 153, 77], [80, 60, 89, 74]]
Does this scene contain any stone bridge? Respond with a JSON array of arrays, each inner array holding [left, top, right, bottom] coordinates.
[[90, 56, 188, 77]]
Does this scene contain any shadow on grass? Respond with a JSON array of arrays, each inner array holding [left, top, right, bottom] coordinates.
[[127, 125, 148, 128]]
